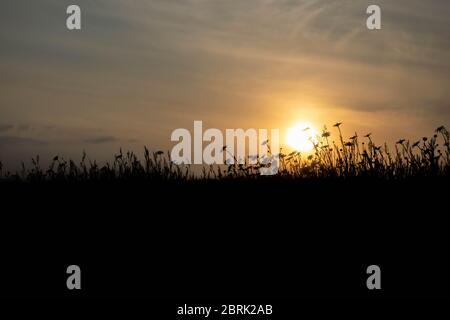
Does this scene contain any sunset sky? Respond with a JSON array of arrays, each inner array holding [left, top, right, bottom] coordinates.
[[1, 0, 449, 168]]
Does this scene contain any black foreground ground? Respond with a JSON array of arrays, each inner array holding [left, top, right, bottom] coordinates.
[[1, 175, 448, 300]]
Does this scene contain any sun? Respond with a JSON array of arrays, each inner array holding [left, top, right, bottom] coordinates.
[[285, 123, 318, 152]]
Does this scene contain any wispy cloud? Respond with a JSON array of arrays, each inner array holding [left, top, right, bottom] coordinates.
[[0, 135, 47, 146], [0, 125, 14, 133], [83, 136, 118, 144]]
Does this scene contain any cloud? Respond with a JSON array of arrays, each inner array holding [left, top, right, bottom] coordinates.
[[83, 136, 118, 144], [16, 124, 32, 132], [0, 125, 13, 133], [0, 135, 47, 146]]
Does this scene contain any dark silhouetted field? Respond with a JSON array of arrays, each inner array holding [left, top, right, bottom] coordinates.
[[0, 125, 448, 299], [1, 124, 449, 182]]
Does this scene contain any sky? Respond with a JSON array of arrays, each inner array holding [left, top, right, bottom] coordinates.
[[1, 0, 449, 169]]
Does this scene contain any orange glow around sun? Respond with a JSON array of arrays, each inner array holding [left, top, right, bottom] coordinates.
[[285, 123, 318, 152]]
